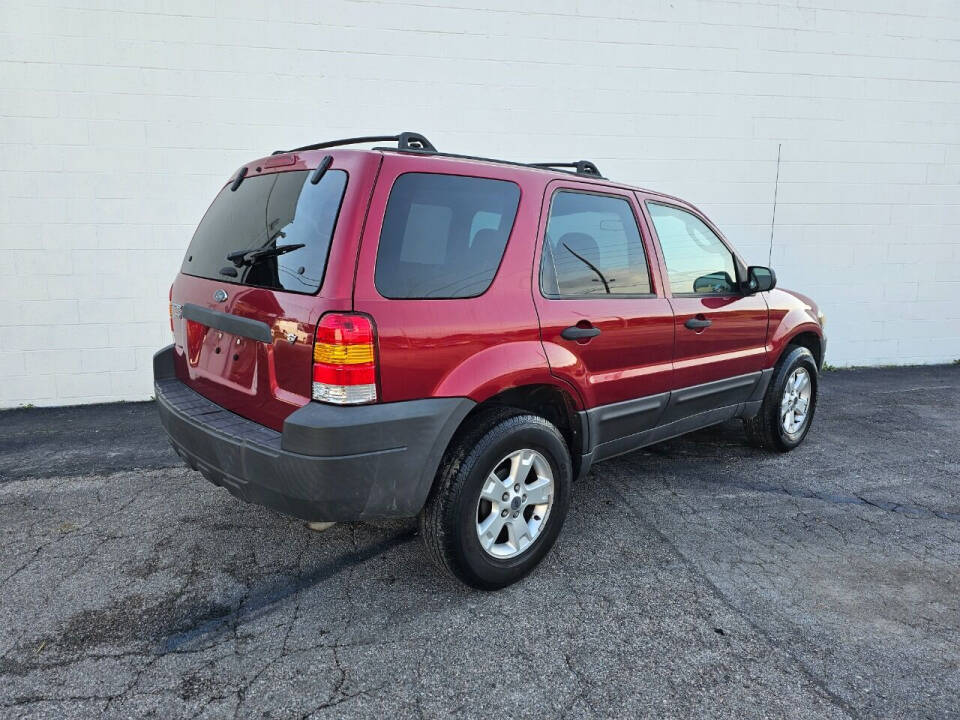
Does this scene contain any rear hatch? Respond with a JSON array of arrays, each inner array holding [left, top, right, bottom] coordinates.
[[169, 151, 378, 430]]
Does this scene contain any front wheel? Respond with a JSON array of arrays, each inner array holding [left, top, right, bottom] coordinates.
[[744, 345, 819, 452], [419, 409, 572, 590]]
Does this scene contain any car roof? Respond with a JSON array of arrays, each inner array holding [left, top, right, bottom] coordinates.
[[243, 132, 691, 208], [372, 149, 689, 205]]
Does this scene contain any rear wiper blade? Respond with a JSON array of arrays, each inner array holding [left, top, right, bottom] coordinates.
[[227, 243, 305, 267]]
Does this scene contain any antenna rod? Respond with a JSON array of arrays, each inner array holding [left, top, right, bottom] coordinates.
[[768, 143, 781, 267]]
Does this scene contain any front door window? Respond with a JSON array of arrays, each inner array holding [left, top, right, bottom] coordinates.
[[647, 202, 738, 295]]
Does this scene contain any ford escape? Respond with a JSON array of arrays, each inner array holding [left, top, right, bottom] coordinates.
[[155, 132, 826, 589]]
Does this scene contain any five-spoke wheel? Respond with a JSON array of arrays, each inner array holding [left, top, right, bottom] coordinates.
[[420, 409, 571, 590], [780, 366, 812, 436], [476, 449, 555, 559]]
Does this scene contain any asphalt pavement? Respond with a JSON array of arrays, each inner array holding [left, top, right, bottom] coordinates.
[[0, 365, 958, 719]]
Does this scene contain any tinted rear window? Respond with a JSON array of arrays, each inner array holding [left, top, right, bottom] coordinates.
[[181, 169, 347, 294], [374, 173, 520, 298]]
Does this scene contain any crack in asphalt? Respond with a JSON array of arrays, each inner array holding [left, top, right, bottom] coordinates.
[[559, 651, 601, 719], [691, 475, 960, 522]]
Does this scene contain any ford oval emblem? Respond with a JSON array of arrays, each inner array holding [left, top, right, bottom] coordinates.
[[213, 289, 228, 303]]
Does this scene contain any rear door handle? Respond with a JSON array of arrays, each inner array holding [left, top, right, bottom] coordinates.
[[684, 317, 712, 330], [561, 325, 601, 341]]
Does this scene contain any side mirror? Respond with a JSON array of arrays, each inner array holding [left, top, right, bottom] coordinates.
[[745, 266, 777, 293], [692, 271, 736, 294]]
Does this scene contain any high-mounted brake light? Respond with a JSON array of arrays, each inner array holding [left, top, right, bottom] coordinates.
[[312, 313, 377, 405]]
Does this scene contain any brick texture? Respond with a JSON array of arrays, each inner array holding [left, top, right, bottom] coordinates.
[[1, 0, 959, 406]]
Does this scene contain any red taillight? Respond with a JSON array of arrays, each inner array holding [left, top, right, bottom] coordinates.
[[312, 313, 377, 405]]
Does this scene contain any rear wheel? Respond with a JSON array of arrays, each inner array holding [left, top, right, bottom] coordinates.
[[419, 408, 572, 590], [744, 345, 818, 452]]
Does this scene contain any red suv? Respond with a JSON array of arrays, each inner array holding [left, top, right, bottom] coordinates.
[[155, 132, 825, 589]]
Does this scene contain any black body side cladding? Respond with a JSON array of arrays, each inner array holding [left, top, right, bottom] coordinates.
[[737, 367, 775, 419], [592, 406, 740, 462], [282, 397, 474, 518], [577, 369, 774, 466], [585, 392, 669, 447], [660, 370, 763, 423]]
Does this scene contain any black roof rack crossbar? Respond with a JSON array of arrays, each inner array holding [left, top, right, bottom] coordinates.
[[528, 161, 603, 178], [273, 132, 436, 155]]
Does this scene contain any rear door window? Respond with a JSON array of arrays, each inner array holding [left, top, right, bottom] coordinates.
[[374, 173, 520, 298], [540, 191, 652, 297], [181, 169, 347, 294]]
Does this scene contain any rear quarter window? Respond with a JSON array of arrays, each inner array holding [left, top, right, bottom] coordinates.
[[374, 173, 521, 299]]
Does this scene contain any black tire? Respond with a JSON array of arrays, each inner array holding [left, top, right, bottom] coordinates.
[[419, 407, 572, 590], [744, 345, 819, 452]]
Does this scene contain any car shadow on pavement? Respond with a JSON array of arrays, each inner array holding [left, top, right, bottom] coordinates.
[[161, 525, 418, 653]]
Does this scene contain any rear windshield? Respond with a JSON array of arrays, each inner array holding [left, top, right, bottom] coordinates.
[[374, 173, 520, 298], [181, 169, 347, 294]]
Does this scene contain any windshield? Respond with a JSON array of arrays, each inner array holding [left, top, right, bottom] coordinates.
[[181, 169, 347, 294]]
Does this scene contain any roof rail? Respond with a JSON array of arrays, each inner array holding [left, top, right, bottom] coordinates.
[[528, 161, 603, 178], [272, 132, 606, 179], [388, 147, 606, 179], [273, 132, 436, 155]]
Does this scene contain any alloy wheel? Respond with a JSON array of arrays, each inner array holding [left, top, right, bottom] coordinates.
[[475, 449, 555, 559], [781, 366, 812, 435]]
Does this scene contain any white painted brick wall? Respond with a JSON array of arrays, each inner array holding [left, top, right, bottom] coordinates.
[[1, 0, 959, 407]]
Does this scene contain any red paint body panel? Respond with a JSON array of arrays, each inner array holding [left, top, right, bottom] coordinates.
[[352, 153, 556, 404], [171, 280, 320, 430], [168, 146, 823, 432], [765, 288, 824, 361], [532, 181, 675, 408], [667, 294, 770, 387]]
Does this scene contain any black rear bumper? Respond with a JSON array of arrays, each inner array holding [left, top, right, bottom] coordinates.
[[153, 345, 473, 522]]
